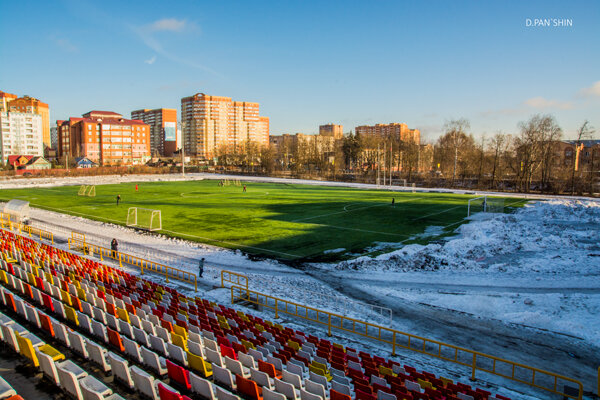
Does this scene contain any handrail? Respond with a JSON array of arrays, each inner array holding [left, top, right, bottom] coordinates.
[[0, 216, 54, 244], [221, 269, 248, 290], [230, 284, 583, 400], [68, 238, 197, 291]]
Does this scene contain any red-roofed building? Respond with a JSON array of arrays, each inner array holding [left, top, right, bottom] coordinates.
[[57, 111, 150, 166], [8, 155, 51, 174]]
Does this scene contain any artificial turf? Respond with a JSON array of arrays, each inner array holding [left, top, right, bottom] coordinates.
[[0, 180, 527, 262]]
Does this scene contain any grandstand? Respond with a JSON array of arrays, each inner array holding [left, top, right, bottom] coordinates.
[[0, 225, 588, 400]]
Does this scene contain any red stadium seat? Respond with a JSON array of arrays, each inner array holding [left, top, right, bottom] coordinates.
[[158, 383, 183, 400], [330, 389, 352, 400], [166, 360, 191, 390], [236, 374, 263, 400]]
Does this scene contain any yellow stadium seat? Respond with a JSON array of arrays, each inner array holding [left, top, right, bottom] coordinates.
[[173, 325, 187, 339], [171, 333, 188, 350], [44, 272, 54, 285], [64, 305, 79, 326], [440, 377, 453, 387], [116, 308, 130, 323], [309, 364, 332, 381], [39, 344, 65, 362], [27, 272, 36, 285], [241, 339, 256, 350], [16, 335, 40, 367], [287, 340, 300, 351], [379, 365, 395, 376], [418, 379, 433, 390], [187, 351, 213, 378], [0, 270, 8, 284], [77, 288, 87, 301], [60, 290, 72, 306]]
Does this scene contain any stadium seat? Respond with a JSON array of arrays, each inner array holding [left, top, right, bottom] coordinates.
[[213, 363, 236, 390], [68, 330, 89, 359], [87, 341, 112, 372], [300, 389, 323, 400], [150, 334, 169, 356], [122, 336, 142, 363], [258, 359, 282, 379], [79, 375, 113, 400], [236, 374, 264, 400], [142, 346, 168, 376], [108, 352, 134, 388], [187, 350, 213, 378], [190, 372, 217, 400], [275, 378, 299, 400], [225, 356, 250, 379], [331, 381, 351, 396], [131, 365, 159, 400], [158, 383, 184, 400], [167, 342, 188, 366], [167, 359, 192, 390], [0, 376, 17, 399], [304, 380, 327, 400], [57, 362, 87, 399], [36, 348, 60, 384], [250, 368, 274, 390]]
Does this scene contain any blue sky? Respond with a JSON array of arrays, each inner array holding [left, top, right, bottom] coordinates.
[[1, 0, 598, 141]]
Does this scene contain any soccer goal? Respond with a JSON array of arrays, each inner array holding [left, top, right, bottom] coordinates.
[[126, 207, 162, 231], [78, 185, 96, 197], [467, 196, 505, 216]]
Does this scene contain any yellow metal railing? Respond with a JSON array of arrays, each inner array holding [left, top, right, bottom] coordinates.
[[68, 238, 197, 291], [221, 269, 248, 290], [230, 285, 583, 400], [0, 215, 54, 244]]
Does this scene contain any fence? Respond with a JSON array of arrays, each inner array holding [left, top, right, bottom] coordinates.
[[0, 215, 54, 244], [230, 284, 583, 400], [68, 237, 197, 291], [221, 270, 249, 290]]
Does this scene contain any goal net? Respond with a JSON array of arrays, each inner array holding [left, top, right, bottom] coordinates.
[[467, 196, 505, 216], [78, 185, 96, 197], [126, 207, 162, 231]]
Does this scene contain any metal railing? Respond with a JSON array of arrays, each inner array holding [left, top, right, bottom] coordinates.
[[230, 284, 583, 400], [68, 238, 197, 291], [0, 216, 54, 244], [221, 269, 248, 290]]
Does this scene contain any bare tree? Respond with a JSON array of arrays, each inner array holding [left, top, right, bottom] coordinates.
[[570, 120, 595, 195], [442, 119, 471, 184], [489, 132, 507, 189]]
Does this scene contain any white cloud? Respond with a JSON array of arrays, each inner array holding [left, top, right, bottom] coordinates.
[[578, 81, 600, 97], [144, 55, 157, 65], [524, 96, 573, 110], [148, 18, 187, 32], [51, 37, 78, 53]]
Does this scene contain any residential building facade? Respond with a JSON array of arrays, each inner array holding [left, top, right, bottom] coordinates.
[[57, 111, 150, 166], [355, 123, 420, 144], [0, 111, 44, 164], [319, 124, 344, 139], [131, 108, 178, 157], [181, 93, 269, 160], [1, 91, 50, 147]]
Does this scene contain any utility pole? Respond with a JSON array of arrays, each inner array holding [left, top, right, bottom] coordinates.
[[181, 122, 185, 177], [377, 143, 380, 186], [389, 142, 392, 187]]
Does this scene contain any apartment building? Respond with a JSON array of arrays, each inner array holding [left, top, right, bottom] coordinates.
[[319, 124, 344, 139], [181, 93, 269, 159], [1, 91, 50, 147], [57, 111, 150, 166], [0, 111, 44, 164], [131, 108, 178, 157], [355, 123, 420, 144]]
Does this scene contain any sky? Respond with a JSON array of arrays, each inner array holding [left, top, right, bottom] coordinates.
[[1, 0, 599, 142]]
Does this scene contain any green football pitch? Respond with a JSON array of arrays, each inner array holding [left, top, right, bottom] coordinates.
[[0, 180, 527, 261]]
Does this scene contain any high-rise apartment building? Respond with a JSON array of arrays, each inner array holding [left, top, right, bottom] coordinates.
[[181, 93, 269, 159], [355, 123, 420, 144], [131, 108, 178, 157], [1, 91, 50, 147], [0, 111, 44, 164], [57, 111, 150, 166], [319, 124, 344, 139]]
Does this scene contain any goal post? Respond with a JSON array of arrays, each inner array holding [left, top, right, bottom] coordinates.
[[126, 207, 162, 231], [467, 196, 505, 216], [78, 185, 96, 197]]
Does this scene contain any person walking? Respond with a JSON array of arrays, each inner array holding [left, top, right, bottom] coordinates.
[[198, 258, 205, 278], [116, 194, 121, 205], [111, 238, 118, 258], [392, 198, 395, 207], [243, 185, 247, 192], [135, 184, 138, 192]]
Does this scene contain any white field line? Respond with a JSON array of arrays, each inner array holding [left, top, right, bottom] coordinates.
[[306, 223, 410, 237], [160, 229, 300, 258], [293, 196, 427, 223], [410, 204, 465, 221]]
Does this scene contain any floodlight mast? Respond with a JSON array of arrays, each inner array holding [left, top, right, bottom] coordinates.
[[181, 121, 185, 177]]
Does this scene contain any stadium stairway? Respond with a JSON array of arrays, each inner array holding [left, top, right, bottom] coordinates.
[[0, 228, 515, 400]]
